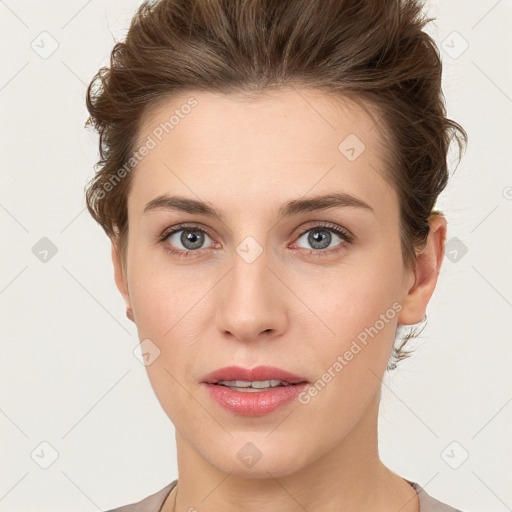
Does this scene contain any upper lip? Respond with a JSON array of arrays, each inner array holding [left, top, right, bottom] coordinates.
[[202, 365, 308, 384]]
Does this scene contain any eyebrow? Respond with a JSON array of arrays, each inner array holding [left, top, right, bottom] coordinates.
[[143, 192, 375, 220]]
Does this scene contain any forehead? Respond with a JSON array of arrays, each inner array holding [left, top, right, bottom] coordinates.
[[129, 87, 395, 219], [136, 86, 381, 155]]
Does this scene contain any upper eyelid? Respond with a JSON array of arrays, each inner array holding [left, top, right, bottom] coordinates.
[[162, 223, 215, 240], [295, 222, 350, 237]]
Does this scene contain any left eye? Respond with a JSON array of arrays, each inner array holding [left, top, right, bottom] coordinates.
[[295, 226, 348, 251]]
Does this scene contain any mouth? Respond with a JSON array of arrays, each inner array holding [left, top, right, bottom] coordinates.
[[212, 379, 304, 392], [202, 366, 310, 416], [202, 365, 308, 392]]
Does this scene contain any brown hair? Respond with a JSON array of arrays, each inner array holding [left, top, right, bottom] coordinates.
[[84, 0, 467, 368]]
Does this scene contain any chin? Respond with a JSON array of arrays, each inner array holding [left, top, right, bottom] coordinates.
[[201, 434, 312, 479]]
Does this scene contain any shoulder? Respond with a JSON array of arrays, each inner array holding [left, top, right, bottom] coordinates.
[[102, 480, 177, 512], [409, 481, 465, 512], [103, 478, 466, 512]]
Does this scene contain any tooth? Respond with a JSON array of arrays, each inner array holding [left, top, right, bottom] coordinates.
[[216, 379, 290, 388], [234, 380, 252, 387], [217, 380, 252, 387], [251, 380, 270, 388]]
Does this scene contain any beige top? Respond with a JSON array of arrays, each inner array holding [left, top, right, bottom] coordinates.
[[103, 479, 464, 512]]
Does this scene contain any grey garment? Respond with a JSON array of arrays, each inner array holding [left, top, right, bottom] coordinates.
[[102, 480, 177, 512], [408, 481, 463, 512], [103, 478, 464, 512]]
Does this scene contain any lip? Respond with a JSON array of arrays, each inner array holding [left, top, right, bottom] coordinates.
[[203, 381, 309, 416], [202, 365, 308, 384], [201, 365, 309, 416]]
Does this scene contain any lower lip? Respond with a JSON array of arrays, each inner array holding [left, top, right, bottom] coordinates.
[[203, 382, 309, 416]]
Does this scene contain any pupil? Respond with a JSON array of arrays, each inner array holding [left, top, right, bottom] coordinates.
[[182, 230, 204, 250], [309, 229, 331, 250]]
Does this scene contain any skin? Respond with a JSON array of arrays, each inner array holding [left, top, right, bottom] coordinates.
[[111, 87, 446, 512]]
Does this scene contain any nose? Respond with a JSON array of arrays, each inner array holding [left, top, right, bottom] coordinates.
[[214, 248, 288, 343]]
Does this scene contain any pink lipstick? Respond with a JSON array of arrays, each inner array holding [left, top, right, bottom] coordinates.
[[202, 365, 309, 416]]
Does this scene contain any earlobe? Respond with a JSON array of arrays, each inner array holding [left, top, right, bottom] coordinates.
[[397, 214, 447, 326], [111, 238, 133, 315]]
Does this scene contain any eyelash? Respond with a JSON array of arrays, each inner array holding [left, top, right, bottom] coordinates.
[[158, 222, 354, 259]]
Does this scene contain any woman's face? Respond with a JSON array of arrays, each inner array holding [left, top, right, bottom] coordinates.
[[113, 87, 435, 478]]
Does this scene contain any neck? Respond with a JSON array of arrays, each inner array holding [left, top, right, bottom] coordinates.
[[163, 392, 418, 512]]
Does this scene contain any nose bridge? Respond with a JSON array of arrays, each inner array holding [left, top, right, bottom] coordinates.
[[215, 234, 286, 340], [232, 237, 270, 293]]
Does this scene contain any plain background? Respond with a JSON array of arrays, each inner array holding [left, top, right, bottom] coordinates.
[[0, 1, 511, 511]]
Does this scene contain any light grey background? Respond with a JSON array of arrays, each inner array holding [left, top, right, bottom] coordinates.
[[0, 1, 511, 511]]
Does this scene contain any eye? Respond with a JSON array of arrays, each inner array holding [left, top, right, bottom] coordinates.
[[160, 224, 214, 257], [294, 222, 353, 255], [159, 221, 353, 259]]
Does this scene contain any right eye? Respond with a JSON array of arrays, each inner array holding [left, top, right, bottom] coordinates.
[[160, 225, 215, 257]]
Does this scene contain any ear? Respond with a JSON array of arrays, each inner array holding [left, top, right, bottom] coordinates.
[[397, 213, 447, 325], [111, 237, 133, 318]]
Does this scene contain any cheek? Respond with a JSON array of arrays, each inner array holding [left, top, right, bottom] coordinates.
[[128, 260, 207, 425], [127, 249, 213, 388], [307, 249, 404, 378], [310, 248, 402, 335], [295, 268, 401, 436], [127, 245, 203, 337], [324, 273, 401, 343]]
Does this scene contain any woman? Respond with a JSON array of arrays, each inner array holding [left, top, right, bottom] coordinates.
[[84, 0, 468, 510]]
